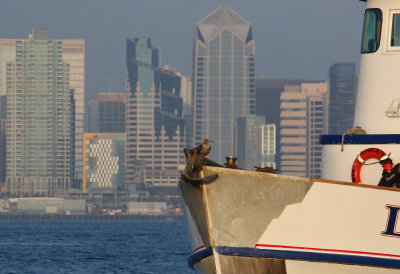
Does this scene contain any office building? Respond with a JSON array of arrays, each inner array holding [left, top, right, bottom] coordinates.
[[192, 6, 255, 163], [235, 115, 265, 170], [235, 116, 277, 171], [5, 29, 73, 196], [256, 78, 311, 169], [162, 66, 193, 148], [328, 62, 357, 134], [0, 95, 5, 184], [126, 38, 185, 187], [88, 93, 126, 133], [0, 28, 85, 193], [280, 83, 327, 178], [82, 133, 125, 193], [261, 123, 276, 169]]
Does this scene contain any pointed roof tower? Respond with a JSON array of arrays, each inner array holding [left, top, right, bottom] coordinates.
[[196, 6, 252, 42]]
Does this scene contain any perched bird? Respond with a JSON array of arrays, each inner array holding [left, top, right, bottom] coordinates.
[[196, 139, 214, 157], [184, 148, 198, 176]]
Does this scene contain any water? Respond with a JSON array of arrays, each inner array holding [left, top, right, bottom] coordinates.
[[0, 221, 193, 274]]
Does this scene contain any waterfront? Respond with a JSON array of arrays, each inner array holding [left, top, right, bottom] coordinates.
[[0, 220, 192, 273]]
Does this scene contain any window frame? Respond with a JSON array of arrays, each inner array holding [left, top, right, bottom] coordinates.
[[387, 9, 400, 51], [361, 8, 383, 54]]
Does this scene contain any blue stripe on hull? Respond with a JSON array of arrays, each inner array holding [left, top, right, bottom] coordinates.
[[188, 247, 213, 269], [217, 246, 400, 269], [320, 134, 400, 145], [187, 246, 400, 269]]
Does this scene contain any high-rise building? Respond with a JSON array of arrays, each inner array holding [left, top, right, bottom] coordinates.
[[88, 93, 126, 133], [0, 95, 6, 184], [5, 29, 74, 196], [161, 66, 193, 148], [235, 115, 265, 170], [235, 116, 277, 171], [0, 28, 85, 192], [82, 133, 125, 194], [261, 123, 276, 169], [0, 40, 16, 97], [126, 38, 185, 187], [192, 6, 255, 163], [61, 38, 85, 186], [328, 62, 357, 134], [256, 78, 310, 169], [280, 83, 327, 178]]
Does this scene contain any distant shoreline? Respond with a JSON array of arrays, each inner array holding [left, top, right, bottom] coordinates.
[[0, 213, 184, 221]]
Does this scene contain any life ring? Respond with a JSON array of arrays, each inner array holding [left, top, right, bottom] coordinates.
[[351, 148, 393, 184]]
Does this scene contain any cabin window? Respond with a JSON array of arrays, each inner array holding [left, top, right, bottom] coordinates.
[[361, 9, 382, 53], [391, 13, 400, 47]]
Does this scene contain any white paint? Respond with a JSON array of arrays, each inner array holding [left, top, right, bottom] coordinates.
[[322, 144, 400, 184], [258, 183, 400, 257], [183, 204, 205, 251], [285, 260, 400, 274], [322, 0, 400, 184], [354, 0, 400, 133]]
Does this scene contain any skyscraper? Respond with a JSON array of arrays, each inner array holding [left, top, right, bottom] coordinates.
[[126, 38, 185, 187], [88, 93, 126, 133], [0, 28, 85, 191], [261, 123, 276, 169], [0, 95, 6, 184], [192, 6, 255, 163], [280, 83, 327, 178], [61, 39, 85, 186], [255, 78, 310, 169], [235, 115, 265, 170], [328, 62, 357, 134], [5, 29, 73, 196]]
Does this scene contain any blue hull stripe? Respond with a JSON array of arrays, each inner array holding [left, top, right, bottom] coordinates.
[[320, 134, 400, 145], [187, 246, 400, 269], [188, 247, 213, 269]]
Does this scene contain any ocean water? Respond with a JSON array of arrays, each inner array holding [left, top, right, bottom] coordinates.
[[0, 221, 192, 274]]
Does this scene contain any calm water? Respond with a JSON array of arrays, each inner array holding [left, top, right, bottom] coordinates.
[[0, 221, 193, 273]]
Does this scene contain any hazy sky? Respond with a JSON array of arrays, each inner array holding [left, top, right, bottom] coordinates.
[[0, 0, 364, 101]]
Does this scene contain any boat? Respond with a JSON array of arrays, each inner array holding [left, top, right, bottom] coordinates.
[[180, 0, 400, 273]]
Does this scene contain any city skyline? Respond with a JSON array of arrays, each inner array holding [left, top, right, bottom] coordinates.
[[0, 0, 363, 102], [0, 4, 363, 195]]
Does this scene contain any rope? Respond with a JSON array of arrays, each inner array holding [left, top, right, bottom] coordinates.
[[362, 153, 392, 165], [341, 126, 366, 152]]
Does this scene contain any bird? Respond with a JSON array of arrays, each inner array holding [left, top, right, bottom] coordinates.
[[196, 139, 214, 157], [183, 148, 199, 176]]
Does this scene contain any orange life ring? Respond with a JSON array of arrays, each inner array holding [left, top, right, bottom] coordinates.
[[351, 148, 393, 184]]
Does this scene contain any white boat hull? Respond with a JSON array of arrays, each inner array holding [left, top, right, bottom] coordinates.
[[181, 166, 400, 273]]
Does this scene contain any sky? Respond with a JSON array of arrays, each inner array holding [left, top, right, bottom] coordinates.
[[0, 0, 364, 101]]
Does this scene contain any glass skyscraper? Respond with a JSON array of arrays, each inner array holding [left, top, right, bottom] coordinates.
[[328, 62, 357, 134], [235, 115, 265, 170], [0, 28, 85, 193], [192, 6, 255, 163], [6, 31, 73, 196], [126, 38, 185, 187]]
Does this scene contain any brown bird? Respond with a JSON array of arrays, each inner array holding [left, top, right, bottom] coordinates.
[[196, 139, 214, 157], [184, 148, 198, 176]]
